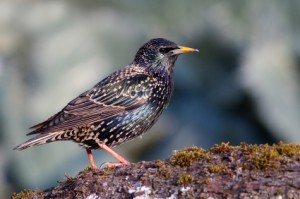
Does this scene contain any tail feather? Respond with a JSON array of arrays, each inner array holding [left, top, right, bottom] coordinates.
[[14, 133, 59, 151]]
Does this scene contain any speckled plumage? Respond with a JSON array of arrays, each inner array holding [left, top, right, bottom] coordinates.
[[14, 38, 198, 168]]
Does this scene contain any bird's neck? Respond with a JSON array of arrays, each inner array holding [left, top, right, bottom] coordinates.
[[146, 58, 177, 77], [132, 55, 178, 76]]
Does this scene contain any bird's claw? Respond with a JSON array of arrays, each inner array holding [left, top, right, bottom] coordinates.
[[100, 161, 130, 168]]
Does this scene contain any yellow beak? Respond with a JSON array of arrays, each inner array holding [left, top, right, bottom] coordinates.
[[178, 46, 199, 53]]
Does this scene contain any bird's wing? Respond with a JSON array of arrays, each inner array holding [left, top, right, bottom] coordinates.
[[28, 69, 157, 135]]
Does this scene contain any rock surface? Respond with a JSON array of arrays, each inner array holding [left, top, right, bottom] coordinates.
[[12, 143, 300, 199]]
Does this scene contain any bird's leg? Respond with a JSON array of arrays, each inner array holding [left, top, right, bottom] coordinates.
[[97, 142, 130, 167], [86, 148, 97, 169]]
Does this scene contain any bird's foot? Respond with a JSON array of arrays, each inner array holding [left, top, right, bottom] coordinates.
[[100, 161, 130, 168], [96, 142, 131, 166], [90, 162, 98, 169]]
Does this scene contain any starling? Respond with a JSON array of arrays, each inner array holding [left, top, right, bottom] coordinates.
[[14, 38, 198, 168]]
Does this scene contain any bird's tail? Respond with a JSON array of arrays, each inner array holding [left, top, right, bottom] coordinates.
[[13, 133, 59, 151]]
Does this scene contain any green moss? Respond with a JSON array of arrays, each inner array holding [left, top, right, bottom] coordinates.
[[12, 189, 41, 199], [251, 146, 279, 169], [209, 142, 300, 170], [275, 142, 300, 156], [207, 164, 222, 173], [240, 142, 300, 170], [77, 166, 94, 176], [207, 164, 233, 175], [275, 190, 284, 196], [210, 142, 236, 153], [103, 166, 115, 175], [203, 178, 210, 185], [83, 166, 94, 172], [57, 173, 76, 184], [208, 142, 300, 170], [178, 174, 193, 185], [156, 160, 171, 178], [170, 146, 208, 167]]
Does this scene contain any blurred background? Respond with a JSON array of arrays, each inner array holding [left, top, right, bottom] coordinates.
[[1, 0, 300, 197]]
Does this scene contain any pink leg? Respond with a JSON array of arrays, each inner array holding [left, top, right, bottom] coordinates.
[[86, 149, 97, 169], [97, 142, 130, 167]]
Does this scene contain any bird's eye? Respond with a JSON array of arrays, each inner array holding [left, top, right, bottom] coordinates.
[[159, 47, 176, 54]]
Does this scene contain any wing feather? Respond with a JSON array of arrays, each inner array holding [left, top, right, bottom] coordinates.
[[28, 67, 156, 135]]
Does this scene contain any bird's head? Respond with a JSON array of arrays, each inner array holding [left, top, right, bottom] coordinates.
[[132, 38, 198, 73]]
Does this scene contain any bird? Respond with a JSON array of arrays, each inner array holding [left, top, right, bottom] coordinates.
[[14, 38, 198, 169]]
